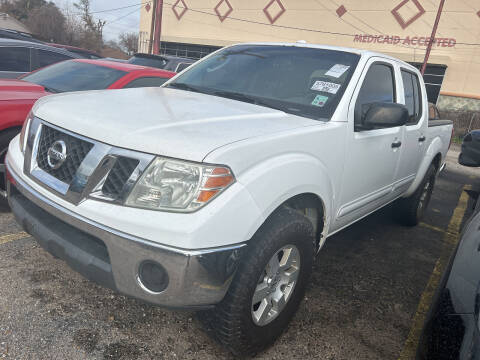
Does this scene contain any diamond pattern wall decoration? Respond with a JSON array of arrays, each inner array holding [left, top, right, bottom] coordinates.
[[336, 5, 347, 17], [391, 0, 426, 29], [172, 0, 188, 20], [214, 0, 233, 22], [145, 3, 151, 12], [264, 0, 286, 24]]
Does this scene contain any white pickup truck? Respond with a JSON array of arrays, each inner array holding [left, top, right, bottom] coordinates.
[[6, 43, 453, 355]]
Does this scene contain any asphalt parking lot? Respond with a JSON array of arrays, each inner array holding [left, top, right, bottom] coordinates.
[[0, 147, 477, 360]]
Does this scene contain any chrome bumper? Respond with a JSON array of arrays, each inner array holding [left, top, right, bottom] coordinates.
[[7, 163, 246, 309]]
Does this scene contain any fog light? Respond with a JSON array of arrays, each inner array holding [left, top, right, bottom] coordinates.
[[137, 261, 169, 294]]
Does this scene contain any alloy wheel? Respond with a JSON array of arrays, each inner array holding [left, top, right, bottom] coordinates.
[[251, 245, 301, 326]]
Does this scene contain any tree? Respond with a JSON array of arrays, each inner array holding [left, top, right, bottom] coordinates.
[[25, 3, 66, 43], [119, 32, 138, 55], [74, 0, 105, 38], [0, 0, 46, 22], [72, 0, 105, 52]]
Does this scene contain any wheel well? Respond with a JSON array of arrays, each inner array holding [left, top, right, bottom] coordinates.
[[282, 193, 325, 250], [1, 126, 22, 134], [432, 153, 442, 170]]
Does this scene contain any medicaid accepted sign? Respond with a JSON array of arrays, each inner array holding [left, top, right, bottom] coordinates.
[[354, 34, 457, 47]]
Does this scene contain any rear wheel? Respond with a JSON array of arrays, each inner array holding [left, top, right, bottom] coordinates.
[[395, 163, 437, 226], [203, 207, 315, 356]]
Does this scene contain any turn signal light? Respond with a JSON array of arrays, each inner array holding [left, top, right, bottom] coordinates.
[[197, 190, 219, 203], [196, 167, 234, 203], [204, 175, 234, 188]]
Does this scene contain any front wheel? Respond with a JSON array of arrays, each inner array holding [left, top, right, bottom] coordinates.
[[395, 163, 437, 226], [205, 207, 315, 356]]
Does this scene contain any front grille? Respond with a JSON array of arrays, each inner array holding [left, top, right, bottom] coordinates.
[[36, 125, 94, 184], [102, 157, 139, 199]]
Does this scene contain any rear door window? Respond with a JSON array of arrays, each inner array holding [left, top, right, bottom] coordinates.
[[401, 69, 422, 125], [0, 47, 30, 72], [34, 49, 72, 70]]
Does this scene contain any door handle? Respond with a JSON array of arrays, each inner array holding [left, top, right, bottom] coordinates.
[[418, 136, 426, 142], [391, 140, 402, 148]]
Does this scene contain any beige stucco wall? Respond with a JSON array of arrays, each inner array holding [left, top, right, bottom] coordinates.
[[140, 0, 480, 98]]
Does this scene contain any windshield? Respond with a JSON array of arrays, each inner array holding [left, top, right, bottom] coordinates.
[[128, 56, 168, 69], [22, 61, 127, 93], [166, 45, 360, 120]]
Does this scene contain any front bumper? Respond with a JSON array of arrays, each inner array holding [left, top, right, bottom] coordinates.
[[7, 164, 247, 309]]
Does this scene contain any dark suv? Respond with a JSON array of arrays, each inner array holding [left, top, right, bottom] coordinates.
[[0, 39, 82, 78], [0, 28, 43, 43], [128, 53, 195, 72]]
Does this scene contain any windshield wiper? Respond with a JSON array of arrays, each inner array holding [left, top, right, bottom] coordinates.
[[222, 50, 266, 59], [212, 90, 296, 114], [166, 82, 208, 94]]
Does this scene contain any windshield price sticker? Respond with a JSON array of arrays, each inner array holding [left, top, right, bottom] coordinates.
[[325, 64, 350, 78], [311, 81, 341, 94], [312, 95, 329, 107]]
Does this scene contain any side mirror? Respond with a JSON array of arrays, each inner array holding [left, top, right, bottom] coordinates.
[[357, 102, 409, 131], [459, 130, 480, 167]]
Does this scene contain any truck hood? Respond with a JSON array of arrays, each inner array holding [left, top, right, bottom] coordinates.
[[33, 87, 318, 162], [0, 79, 47, 101]]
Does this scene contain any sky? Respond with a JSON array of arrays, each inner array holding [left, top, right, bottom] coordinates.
[[52, 0, 141, 41]]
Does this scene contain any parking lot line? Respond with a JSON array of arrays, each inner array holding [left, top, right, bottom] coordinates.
[[0, 232, 30, 245], [398, 185, 471, 360], [419, 222, 445, 233]]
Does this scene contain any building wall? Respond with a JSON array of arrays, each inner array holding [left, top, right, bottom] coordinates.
[[140, 0, 480, 102]]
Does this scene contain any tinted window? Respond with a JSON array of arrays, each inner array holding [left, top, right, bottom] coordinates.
[[412, 72, 422, 123], [401, 70, 422, 125], [168, 45, 360, 120], [355, 63, 395, 127], [35, 50, 72, 70], [128, 56, 168, 69], [23, 61, 126, 93], [124, 76, 169, 88], [402, 71, 415, 120], [0, 47, 30, 72]]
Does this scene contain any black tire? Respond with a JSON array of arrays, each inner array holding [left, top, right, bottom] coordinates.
[[395, 163, 437, 226], [0, 128, 20, 195], [204, 206, 315, 357], [0, 128, 19, 163]]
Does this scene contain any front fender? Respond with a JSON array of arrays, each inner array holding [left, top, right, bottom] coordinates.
[[404, 136, 444, 197], [237, 152, 334, 245]]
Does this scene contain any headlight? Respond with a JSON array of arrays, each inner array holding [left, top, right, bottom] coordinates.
[[125, 157, 235, 212], [19, 111, 33, 153]]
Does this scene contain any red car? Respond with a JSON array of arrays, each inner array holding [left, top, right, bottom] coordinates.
[[0, 59, 175, 194]]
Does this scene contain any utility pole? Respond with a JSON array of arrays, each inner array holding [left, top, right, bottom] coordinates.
[[421, 0, 446, 75], [148, 0, 157, 54], [153, 0, 164, 55]]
